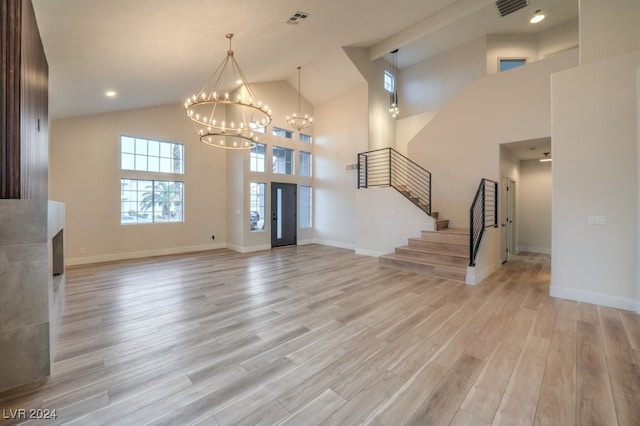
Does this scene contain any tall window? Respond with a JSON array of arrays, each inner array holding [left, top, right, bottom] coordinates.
[[300, 133, 312, 144], [273, 146, 294, 175], [250, 182, 266, 231], [121, 179, 184, 224], [121, 136, 184, 174], [299, 151, 312, 177], [299, 185, 312, 228], [384, 70, 395, 93], [250, 143, 266, 172], [120, 136, 184, 225], [273, 127, 293, 139]]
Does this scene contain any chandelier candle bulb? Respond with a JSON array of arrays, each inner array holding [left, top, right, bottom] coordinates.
[[184, 33, 271, 149]]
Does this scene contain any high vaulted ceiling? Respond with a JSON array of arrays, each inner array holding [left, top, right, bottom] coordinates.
[[32, 0, 577, 119]]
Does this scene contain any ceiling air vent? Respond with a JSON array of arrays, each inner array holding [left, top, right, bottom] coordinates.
[[495, 0, 528, 17], [286, 11, 310, 25]]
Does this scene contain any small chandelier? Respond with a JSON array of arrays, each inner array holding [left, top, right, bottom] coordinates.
[[286, 66, 313, 131], [185, 34, 272, 149], [389, 49, 399, 118]]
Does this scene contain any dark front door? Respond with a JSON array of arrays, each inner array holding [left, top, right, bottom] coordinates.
[[271, 183, 297, 247]]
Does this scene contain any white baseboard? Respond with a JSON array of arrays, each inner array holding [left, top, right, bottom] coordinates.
[[226, 243, 271, 254], [551, 285, 640, 313], [314, 239, 355, 251], [466, 260, 501, 286], [355, 248, 385, 257], [66, 243, 226, 266], [519, 246, 551, 254], [297, 239, 314, 246]]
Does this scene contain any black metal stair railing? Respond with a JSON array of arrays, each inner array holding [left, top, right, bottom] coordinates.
[[357, 147, 431, 215], [469, 178, 498, 267]]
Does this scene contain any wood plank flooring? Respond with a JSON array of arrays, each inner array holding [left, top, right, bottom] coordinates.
[[1, 245, 639, 425]]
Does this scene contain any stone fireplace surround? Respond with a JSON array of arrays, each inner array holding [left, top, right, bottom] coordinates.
[[0, 200, 65, 392]]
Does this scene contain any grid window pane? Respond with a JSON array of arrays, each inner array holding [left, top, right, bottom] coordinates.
[[273, 146, 294, 175], [250, 143, 266, 172], [121, 178, 184, 224], [299, 186, 312, 228], [249, 182, 266, 231], [121, 136, 184, 174], [273, 127, 293, 139], [299, 151, 312, 177], [384, 71, 395, 93], [121, 136, 135, 153], [300, 133, 312, 143]]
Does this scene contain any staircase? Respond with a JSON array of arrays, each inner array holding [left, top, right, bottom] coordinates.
[[378, 211, 469, 282], [356, 147, 471, 283]]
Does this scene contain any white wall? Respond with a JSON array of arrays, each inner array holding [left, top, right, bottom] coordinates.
[[580, 0, 640, 65], [355, 187, 435, 257], [343, 47, 395, 151], [551, 50, 640, 311], [313, 85, 368, 249], [518, 159, 551, 253], [407, 50, 578, 229], [49, 103, 227, 265], [399, 37, 487, 118], [539, 19, 579, 58], [395, 112, 438, 156]]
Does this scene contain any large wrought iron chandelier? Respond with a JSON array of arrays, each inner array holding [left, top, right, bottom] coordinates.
[[185, 34, 272, 149], [286, 66, 313, 131]]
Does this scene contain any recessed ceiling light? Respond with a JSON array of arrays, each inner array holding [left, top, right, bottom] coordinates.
[[530, 9, 545, 24], [105, 90, 117, 98]]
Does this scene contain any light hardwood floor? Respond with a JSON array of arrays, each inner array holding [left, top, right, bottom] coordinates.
[[1, 245, 639, 425]]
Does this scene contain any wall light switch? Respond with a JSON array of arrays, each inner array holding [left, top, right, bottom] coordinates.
[[588, 215, 607, 225]]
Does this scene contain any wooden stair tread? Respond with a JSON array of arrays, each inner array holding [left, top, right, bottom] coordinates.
[[397, 245, 468, 259], [436, 228, 469, 235], [408, 237, 467, 247], [380, 253, 467, 271]]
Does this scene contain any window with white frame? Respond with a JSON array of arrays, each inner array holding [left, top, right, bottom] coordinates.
[[299, 185, 312, 228], [120, 179, 184, 224], [120, 136, 185, 225], [250, 121, 266, 134], [273, 126, 293, 139], [384, 70, 395, 93], [250, 143, 266, 172], [249, 182, 266, 231], [300, 133, 312, 144], [121, 136, 184, 174], [299, 151, 312, 177], [273, 146, 294, 175]]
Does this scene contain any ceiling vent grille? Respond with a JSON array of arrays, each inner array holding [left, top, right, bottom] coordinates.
[[495, 0, 528, 17], [286, 11, 310, 25]]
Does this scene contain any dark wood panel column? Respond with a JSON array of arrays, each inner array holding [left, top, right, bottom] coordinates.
[[0, 0, 48, 200], [1, 0, 22, 198], [20, 0, 48, 200]]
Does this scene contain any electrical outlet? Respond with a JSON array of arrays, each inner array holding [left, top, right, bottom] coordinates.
[[587, 215, 607, 225], [211, 235, 215, 240]]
